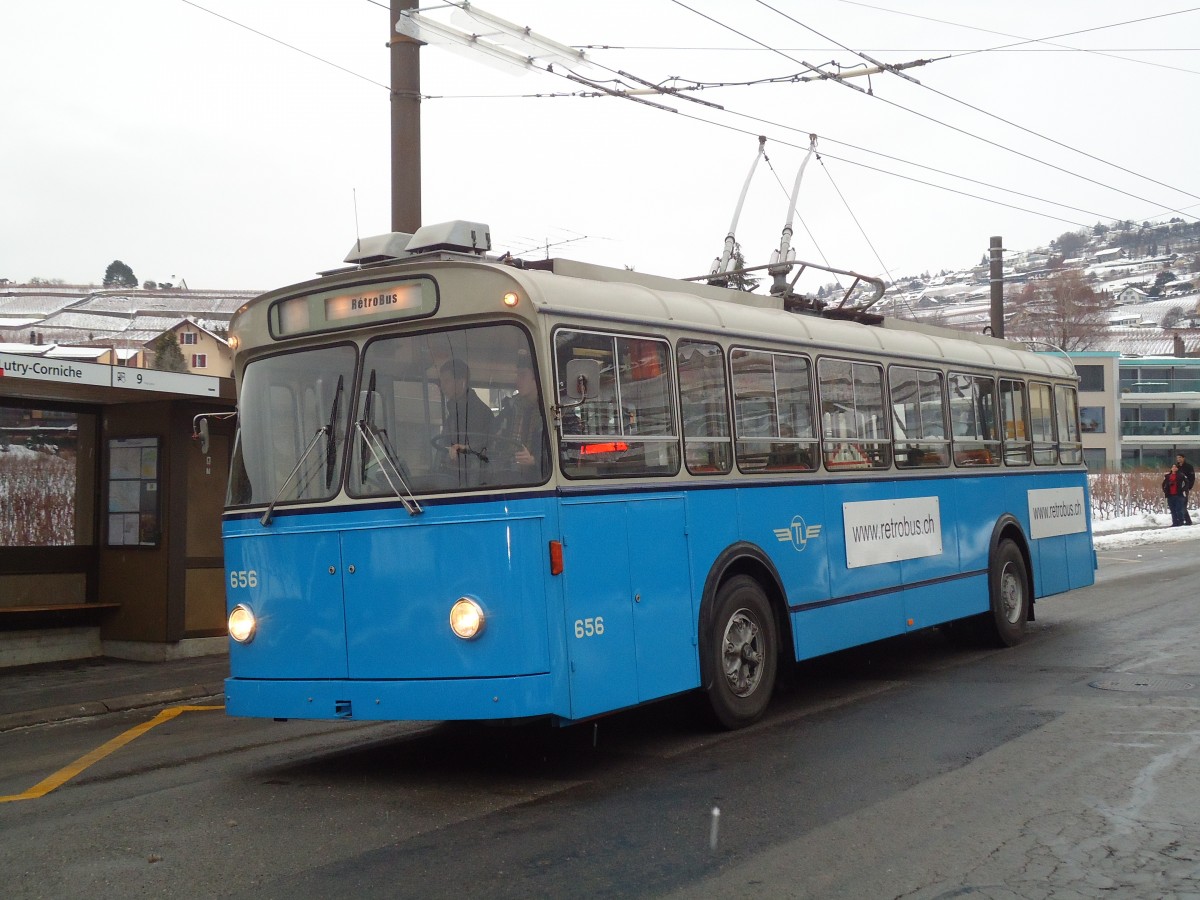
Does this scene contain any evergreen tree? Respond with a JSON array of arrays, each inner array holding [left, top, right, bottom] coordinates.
[[727, 244, 760, 292], [103, 260, 137, 288], [150, 332, 188, 373]]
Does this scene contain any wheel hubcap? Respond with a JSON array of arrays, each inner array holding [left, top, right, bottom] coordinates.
[[1000, 562, 1023, 624], [722, 608, 763, 697]]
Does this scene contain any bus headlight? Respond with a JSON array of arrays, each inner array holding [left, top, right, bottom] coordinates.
[[449, 598, 485, 640], [228, 605, 257, 643]]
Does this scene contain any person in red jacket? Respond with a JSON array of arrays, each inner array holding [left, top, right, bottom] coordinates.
[[1175, 454, 1195, 525], [1163, 464, 1187, 527]]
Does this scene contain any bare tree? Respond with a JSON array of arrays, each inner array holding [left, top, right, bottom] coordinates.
[[1006, 271, 1109, 351]]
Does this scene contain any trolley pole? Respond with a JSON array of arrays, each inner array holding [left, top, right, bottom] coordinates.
[[391, 0, 422, 233], [989, 235, 1004, 338]]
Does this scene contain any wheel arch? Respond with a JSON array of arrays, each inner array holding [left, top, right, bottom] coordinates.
[[988, 514, 1035, 621], [697, 542, 793, 692]]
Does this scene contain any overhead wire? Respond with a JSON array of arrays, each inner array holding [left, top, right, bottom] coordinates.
[[828, 0, 1200, 77], [741, 0, 1200, 213], [178, 0, 390, 91], [750, 0, 1200, 206], [183, 0, 1187, 247]]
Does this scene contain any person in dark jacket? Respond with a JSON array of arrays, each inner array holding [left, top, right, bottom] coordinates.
[[1175, 454, 1195, 525], [1164, 464, 1187, 527]]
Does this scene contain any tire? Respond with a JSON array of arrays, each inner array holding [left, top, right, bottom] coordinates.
[[703, 575, 778, 729], [983, 539, 1029, 647]]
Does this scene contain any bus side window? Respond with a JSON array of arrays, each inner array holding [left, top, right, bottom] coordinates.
[[731, 348, 818, 474], [1000, 378, 1031, 466], [818, 357, 890, 471], [554, 329, 680, 478], [1029, 381, 1056, 465], [677, 340, 732, 474], [1055, 383, 1083, 464], [948, 372, 1000, 467], [890, 365, 949, 468]]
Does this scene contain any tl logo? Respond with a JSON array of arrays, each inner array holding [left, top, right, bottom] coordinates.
[[774, 516, 822, 552]]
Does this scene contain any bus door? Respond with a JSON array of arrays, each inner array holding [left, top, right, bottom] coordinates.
[[560, 496, 696, 719]]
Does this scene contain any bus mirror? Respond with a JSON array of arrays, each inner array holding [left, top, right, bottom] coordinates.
[[565, 359, 603, 401], [197, 418, 211, 454]]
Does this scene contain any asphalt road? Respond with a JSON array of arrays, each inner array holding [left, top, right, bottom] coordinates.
[[1, 541, 1197, 899]]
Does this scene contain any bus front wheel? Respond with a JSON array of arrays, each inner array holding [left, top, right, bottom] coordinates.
[[985, 539, 1029, 647], [704, 575, 778, 729]]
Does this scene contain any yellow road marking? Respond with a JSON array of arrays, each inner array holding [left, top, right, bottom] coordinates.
[[0, 704, 222, 804]]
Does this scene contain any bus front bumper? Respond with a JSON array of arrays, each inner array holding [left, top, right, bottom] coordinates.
[[224, 673, 559, 722]]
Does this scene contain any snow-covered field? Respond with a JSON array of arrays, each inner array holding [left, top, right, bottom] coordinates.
[[1093, 511, 1200, 550], [0, 451, 76, 546]]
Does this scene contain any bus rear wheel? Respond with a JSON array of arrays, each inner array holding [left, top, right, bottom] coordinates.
[[704, 575, 778, 729], [984, 539, 1029, 647]]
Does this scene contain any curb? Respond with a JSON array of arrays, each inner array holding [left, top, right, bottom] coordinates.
[[0, 682, 225, 733]]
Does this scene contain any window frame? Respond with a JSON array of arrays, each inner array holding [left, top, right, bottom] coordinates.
[[888, 363, 950, 470], [817, 356, 891, 471], [730, 346, 819, 475]]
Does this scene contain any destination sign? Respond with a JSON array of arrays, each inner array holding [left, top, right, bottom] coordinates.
[[270, 277, 438, 337], [324, 284, 425, 322]]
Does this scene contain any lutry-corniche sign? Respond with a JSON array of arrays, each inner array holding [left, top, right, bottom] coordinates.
[[0, 352, 221, 398]]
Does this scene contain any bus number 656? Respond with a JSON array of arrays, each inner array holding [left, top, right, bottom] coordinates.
[[574, 617, 604, 638], [230, 569, 258, 589]]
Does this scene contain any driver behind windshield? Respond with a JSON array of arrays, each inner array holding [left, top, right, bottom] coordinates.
[[438, 359, 494, 482]]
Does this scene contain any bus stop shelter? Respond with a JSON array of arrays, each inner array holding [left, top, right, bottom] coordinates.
[[0, 352, 235, 667]]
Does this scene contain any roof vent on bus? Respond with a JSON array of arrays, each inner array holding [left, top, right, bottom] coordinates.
[[405, 220, 492, 256], [344, 232, 414, 265]]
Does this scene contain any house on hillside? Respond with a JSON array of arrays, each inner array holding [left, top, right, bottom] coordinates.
[[1117, 286, 1150, 304], [145, 318, 232, 377], [1094, 247, 1125, 264]]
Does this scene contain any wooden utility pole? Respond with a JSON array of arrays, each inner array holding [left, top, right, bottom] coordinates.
[[989, 235, 1004, 338], [391, 0, 421, 233]]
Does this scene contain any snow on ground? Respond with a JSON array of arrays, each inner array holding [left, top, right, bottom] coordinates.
[[1093, 511, 1200, 550]]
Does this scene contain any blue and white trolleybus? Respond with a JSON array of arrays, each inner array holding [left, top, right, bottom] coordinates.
[[218, 220, 1095, 729]]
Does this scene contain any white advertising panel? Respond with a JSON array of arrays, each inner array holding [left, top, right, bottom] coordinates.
[[843, 496, 943, 569], [1027, 487, 1087, 539]]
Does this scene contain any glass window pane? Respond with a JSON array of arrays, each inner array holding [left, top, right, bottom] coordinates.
[[890, 366, 949, 468], [228, 344, 357, 506], [1029, 382, 1056, 465], [347, 323, 548, 495], [1000, 378, 1031, 466], [819, 358, 890, 470], [732, 348, 817, 473], [678, 340, 731, 474], [1055, 384, 1082, 464], [555, 330, 679, 478], [0, 407, 96, 546], [948, 373, 1000, 466]]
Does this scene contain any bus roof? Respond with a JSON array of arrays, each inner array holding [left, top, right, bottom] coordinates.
[[502, 258, 1075, 381]]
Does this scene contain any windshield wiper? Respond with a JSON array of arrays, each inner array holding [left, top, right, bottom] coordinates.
[[259, 425, 331, 527], [355, 419, 423, 515], [325, 375, 344, 489], [260, 376, 345, 527]]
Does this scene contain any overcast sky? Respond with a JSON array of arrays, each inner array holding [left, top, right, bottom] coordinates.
[[2, 1, 1198, 293]]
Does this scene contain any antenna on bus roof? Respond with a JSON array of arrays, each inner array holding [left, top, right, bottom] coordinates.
[[707, 136, 766, 287], [768, 134, 818, 298], [353, 188, 362, 257]]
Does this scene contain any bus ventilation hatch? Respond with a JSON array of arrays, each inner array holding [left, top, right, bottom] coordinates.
[[335, 700, 353, 718]]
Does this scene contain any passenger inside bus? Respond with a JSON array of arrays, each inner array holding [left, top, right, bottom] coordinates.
[[495, 350, 547, 478], [437, 358, 494, 485]]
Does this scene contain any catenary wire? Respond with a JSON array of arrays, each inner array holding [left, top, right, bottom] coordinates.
[[750, 0, 1200, 205], [668, 0, 1199, 217], [827, 0, 1200, 77], [178, 0, 390, 91]]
